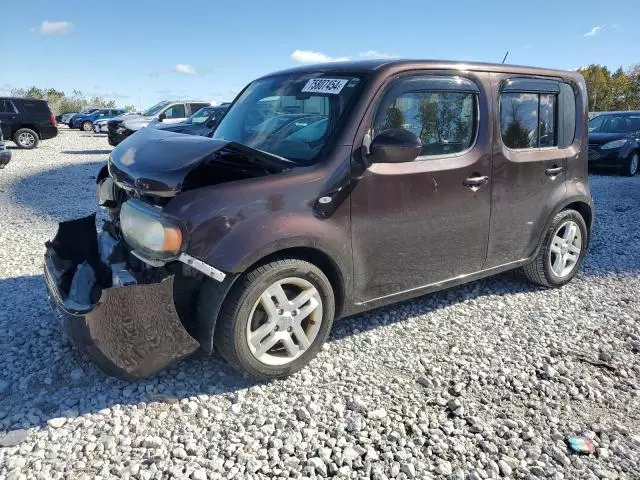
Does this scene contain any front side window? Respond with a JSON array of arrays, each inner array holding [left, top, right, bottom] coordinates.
[[589, 114, 640, 133], [163, 104, 186, 118], [213, 74, 363, 164], [500, 92, 557, 149], [143, 101, 171, 116], [374, 90, 476, 157]]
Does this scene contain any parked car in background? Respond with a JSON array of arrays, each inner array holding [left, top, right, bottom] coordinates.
[[0, 122, 10, 168], [71, 108, 127, 131], [61, 112, 79, 125], [154, 104, 229, 137], [107, 100, 212, 146], [0, 97, 58, 149], [93, 118, 110, 133], [588, 111, 640, 176], [45, 60, 592, 381], [67, 109, 100, 126]]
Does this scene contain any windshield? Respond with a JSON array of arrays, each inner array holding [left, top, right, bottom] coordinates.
[[143, 101, 171, 117], [213, 74, 363, 164], [186, 107, 217, 124], [589, 114, 640, 134]]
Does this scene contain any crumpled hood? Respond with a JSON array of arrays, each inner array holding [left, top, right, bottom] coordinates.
[[108, 127, 296, 196]]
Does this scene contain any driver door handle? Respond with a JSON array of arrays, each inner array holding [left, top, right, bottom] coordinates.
[[463, 174, 489, 189]]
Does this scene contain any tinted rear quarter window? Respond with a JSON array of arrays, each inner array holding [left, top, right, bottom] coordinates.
[[19, 100, 51, 115], [499, 78, 576, 150]]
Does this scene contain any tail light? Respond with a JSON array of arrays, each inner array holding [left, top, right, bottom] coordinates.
[[50, 115, 57, 126]]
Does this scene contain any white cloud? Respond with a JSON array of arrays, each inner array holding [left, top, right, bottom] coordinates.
[[290, 49, 349, 64], [583, 25, 605, 37], [30, 20, 72, 35], [173, 64, 198, 75], [359, 50, 397, 59]]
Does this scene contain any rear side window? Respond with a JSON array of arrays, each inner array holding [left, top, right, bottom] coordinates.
[[373, 76, 479, 157], [499, 78, 576, 150], [189, 103, 210, 114], [500, 92, 556, 149], [0, 100, 17, 113], [19, 100, 51, 115]]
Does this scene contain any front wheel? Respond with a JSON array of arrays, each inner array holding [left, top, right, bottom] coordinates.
[[81, 121, 93, 132], [13, 128, 39, 149], [522, 209, 588, 288], [207, 259, 335, 379], [621, 152, 639, 177]]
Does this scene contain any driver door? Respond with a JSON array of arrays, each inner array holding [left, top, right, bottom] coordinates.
[[350, 72, 493, 303]]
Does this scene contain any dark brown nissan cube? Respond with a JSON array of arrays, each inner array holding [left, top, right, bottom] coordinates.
[[44, 60, 592, 380]]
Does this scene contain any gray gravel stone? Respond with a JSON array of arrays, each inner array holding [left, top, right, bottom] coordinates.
[[0, 131, 638, 480]]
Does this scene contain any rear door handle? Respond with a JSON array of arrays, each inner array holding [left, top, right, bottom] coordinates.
[[463, 174, 489, 190], [545, 166, 564, 176]]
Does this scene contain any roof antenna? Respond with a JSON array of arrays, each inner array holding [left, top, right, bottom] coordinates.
[[501, 51, 509, 64]]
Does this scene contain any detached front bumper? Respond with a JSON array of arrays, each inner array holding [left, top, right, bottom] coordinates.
[[44, 215, 200, 380]]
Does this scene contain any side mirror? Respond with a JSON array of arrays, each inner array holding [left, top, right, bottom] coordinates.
[[368, 128, 422, 164], [158, 112, 167, 122]]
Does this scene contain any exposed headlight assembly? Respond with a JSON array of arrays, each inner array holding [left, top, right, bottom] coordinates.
[[120, 200, 184, 260], [601, 138, 628, 150]]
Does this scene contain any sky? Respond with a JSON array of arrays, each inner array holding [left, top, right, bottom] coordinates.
[[0, 0, 637, 109]]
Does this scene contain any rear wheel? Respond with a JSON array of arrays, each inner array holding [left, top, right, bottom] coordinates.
[[522, 209, 588, 288], [13, 128, 39, 149], [81, 121, 93, 132], [621, 152, 639, 177], [209, 259, 335, 379]]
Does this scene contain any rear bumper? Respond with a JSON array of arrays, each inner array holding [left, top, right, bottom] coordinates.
[[0, 149, 10, 168], [39, 125, 58, 140], [44, 215, 200, 380]]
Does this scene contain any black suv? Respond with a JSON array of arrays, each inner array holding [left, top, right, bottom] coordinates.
[[0, 97, 58, 149], [0, 122, 10, 168]]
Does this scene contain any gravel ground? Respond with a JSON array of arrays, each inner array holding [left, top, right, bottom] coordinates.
[[1, 128, 639, 480]]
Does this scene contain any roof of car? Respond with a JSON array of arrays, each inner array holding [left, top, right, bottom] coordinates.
[[259, 59, 581, 80], [592, 110, 640, 115], [0, 96, 48, 102]]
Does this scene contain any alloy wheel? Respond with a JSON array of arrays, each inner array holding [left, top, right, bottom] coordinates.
[[548, 220, 582, 278], [18, 132, 35, 147], [246, 277, 323, 366]]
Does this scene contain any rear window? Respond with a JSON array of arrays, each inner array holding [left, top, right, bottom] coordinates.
[[19, 100, 52, 115]]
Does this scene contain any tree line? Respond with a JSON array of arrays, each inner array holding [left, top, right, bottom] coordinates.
[[578, 64, 640, 112], [10, 64, 640, 116], [8, 86, 136, 115]]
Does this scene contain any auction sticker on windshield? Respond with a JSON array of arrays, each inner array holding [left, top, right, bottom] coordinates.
[[302, 78, 348, 94]]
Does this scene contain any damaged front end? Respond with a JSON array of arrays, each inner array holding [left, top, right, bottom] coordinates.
[[44, 215, 200, 380], [44, 128, 293, 380]]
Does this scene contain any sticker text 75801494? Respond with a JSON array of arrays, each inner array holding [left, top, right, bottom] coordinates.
[[301, 78, 349, 95]]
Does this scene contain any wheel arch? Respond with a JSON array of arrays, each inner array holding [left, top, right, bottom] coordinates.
[[197, 245, 348, 355], [12, 124, 40, 138], [243, 245, 346, 320]]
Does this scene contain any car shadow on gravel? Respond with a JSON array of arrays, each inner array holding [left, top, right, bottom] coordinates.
[[61, 150, 112, 155], [0, 274, 262, 433], [0, 270, 544, 432]]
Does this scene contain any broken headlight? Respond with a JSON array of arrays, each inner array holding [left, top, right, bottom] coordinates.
[[96, 177, 117, 208], [120, 200, 184, 260]]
